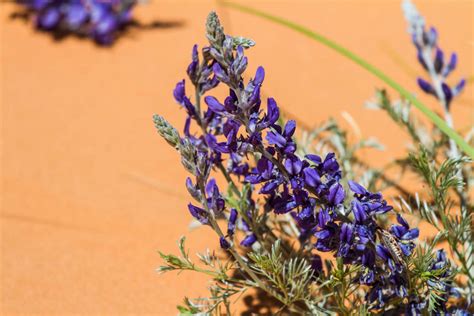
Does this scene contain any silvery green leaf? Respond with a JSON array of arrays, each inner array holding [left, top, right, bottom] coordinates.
[[232, 36, 256, 49]]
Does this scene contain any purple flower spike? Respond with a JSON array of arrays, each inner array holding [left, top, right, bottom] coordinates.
[[405, 3, 465, 110], [21, 0, 139, 45]]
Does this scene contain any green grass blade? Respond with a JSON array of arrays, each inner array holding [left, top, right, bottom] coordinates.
[[221, 1, 474, 159]]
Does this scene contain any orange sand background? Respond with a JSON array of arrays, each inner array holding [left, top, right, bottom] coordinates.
[[1, 0, 473, 314]]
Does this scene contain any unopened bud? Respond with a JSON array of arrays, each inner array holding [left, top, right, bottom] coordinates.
[[153, 114, 180, 149]]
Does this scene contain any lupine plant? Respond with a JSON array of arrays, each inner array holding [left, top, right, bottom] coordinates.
[[155, 2, 472, 314], [13, 0, 140, 45]]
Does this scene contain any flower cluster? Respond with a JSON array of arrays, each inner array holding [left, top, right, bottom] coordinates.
[[402, 0, 465, 109], [154, 11, 466, 313], [17, 0, 137, 45]]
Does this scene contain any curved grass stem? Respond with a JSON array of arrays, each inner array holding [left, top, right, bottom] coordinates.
[[220, 1, 474, 159]]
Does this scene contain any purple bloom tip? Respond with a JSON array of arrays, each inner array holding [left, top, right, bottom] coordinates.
[[348, 181, 367, 195], [327, 183, 345, 206], [417, 77, 434, 94], [205, 96, 225, 113], [254, 67, 265, 85], [240, 234, 257, 247]]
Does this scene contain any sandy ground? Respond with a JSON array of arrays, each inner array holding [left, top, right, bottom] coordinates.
[[1, 0, 472, 314]]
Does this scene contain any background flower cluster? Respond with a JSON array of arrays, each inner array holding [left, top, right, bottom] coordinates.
[[16, 0, 138, 44]]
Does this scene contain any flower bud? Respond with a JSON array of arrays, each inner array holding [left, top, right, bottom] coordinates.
[[153, 114, 181, 150], [206, 11, 225, 48]]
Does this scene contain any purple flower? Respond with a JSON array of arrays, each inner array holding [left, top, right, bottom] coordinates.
[[376, 244, 391, 261], [227, 208, 238, 236], [452, 78, 466, 96], [443, 52, 457, 77], [303, 167, 321, 188], [417, 77, 435, 95], [173, 80, 196, 117], [352, 200, 368, 223], [434, 48, 444, 74], [219, 236, 231, 249], [37, 7, 60, 29], [188, 203, 208, 225], [391, 214, 419, 241], [93, 14, 118, 45], [327, 183, 345, 206], [187, 45, 200, 84], [284, 155, 303, 176], [240, 234, 257, 247], [266, 120, 297, 154], [337, 223, 354, 257], [261, 98, 280, 128], [320, 153, 340, 178], [65, 3, 88, 28]]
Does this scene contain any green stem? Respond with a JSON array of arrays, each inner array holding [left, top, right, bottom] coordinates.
[[221, 1, 474, 159]]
